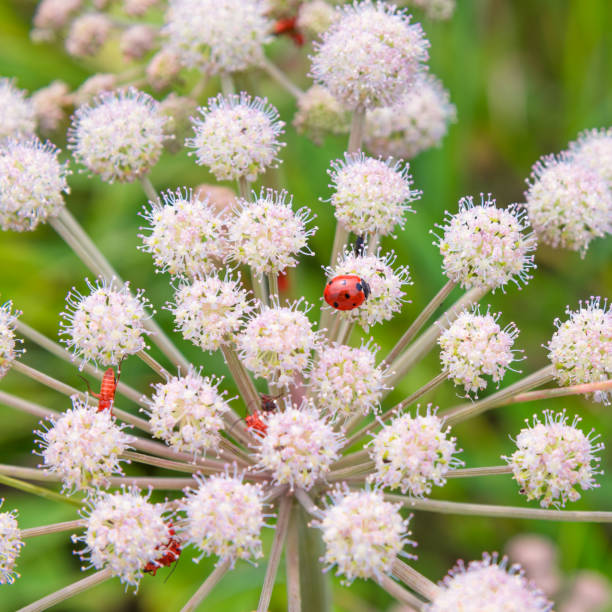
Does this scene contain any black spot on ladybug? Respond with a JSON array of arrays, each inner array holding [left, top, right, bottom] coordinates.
[[352, 302, 357, 306], [361, 279, 371, 300], [356, 282, 362, 291], [344, 293, 350, 299], [327, 281, 332, 285], [333, 302, 339, 308]]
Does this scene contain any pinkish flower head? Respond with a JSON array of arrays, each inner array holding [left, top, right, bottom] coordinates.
[[0, 78, 35, 141], [124, 0, 158, 16], [568, 127, 612, 188], [503, 410, 603, 508], [434, 194, 536, 291], [69, 88, 167, 183], [33, 0, 82, 35], [120, 24, 157, 61], [60, 277, 152, 368], [36, 396, 133, 492], [427, 552, 553, 611], [314, 487, 415, 584], [181, 473, 265, 565], [164, 0, 271, 73], [547, 297, 612, 404], [255, 402, 342, 489], [65, 13, 112, 57], [143, 368, 230, 456], [0, 301, 23, 379], [73, 73, 117, 107], [524, 154, 612, 255], [438, 307, 521, 396], [365, 73, 456, 159], [0, 136, 70, 232], [227, 188, 316, 275], [187, 93, 285, 181], [31, 80, 71, 132], [310, 1, 429, 110], [146, 48, 182, 91], [293, 85, 349, 146], [297, 1, 338, 37], [368, 405, 462, 496], [139, 187, 228, 278], [0, 501, 23, 585]]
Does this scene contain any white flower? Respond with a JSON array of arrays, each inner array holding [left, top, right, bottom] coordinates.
[[568, 127, 612, 188], [0, 502, 23, 585], [0, 78, 35, 140], [0, 301, 23, 379]]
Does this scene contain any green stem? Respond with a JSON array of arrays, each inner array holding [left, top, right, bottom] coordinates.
[[0, 474, 84, 508], [286, 500, 302, 612], [446, 466, 512, 478], [378, 574, 426, 609], [140, 175, 159, 203], [181, 558, 232, 612], [260, 57, 304, 99], [347, 106, 366, 153], [137, 349, 169, 378], [21, 520, 86, 539], [268, 272, 279, 303]]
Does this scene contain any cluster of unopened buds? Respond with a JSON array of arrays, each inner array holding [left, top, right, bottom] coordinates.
[[0, 1, 611, 611]]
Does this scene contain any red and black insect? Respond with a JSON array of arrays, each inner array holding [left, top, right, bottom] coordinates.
[[80, 361, 122, 414], [273, 16, 305, 46], [144, 522, 181, 576], [323, 275, 371, 311], [354, 234, 366, 257], [245, 393, 283, 435]]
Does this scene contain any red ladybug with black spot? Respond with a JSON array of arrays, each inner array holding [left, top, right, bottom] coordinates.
[[324, 274, 371, 311]]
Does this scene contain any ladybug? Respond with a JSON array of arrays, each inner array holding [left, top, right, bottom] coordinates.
[[323, 275, 370, 311], [144, 522, 181, 576]]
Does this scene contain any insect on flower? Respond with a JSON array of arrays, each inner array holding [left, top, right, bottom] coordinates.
[[245, 392, 283, 435], [143, 522, 181, 576], [273, 16, 305, 46], [324, 274, 371, 311], [80, 360, 122, 413]]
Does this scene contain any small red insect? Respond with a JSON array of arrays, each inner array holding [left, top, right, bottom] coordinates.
[[245, 393, 282, 435], [144, 522, 181, 576], [323, 275, 371, 311], [273, 16, 305, 46], [80, 361, 122, 414]]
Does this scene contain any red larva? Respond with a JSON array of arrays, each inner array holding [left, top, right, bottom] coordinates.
[[244, 393, 283, 435], [323, 274, 371, 311], [80, 361, 122, 414], [273, 16, 305, 46], [144, 522, 181, 576]]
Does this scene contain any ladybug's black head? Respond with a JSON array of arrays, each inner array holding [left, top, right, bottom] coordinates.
[[360, 278, 371, 300]]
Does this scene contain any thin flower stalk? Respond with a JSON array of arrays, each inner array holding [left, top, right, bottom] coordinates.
[[136, 349, 169, 378], [499, 378, 612, 405], [392, 559, 441, 601], [0, 473, 83, 508], [268, 271, 279, 301], [180, 558, 232, 612], [260, 57, 304, 99], [327, 462, 375, 482], [107, 476, 195, 489], [446, 466, 513, 478], [140, 175, 159, 203], [378, 573, 427, 609], [286, 500, 301, 612], [120, 451, 201, 473], [21, 520, 86, 539]]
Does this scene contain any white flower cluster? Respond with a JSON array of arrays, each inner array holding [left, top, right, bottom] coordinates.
[[0, 78, 35, 140], [0, 502, 23, 585], [0, 301, 22, 379]]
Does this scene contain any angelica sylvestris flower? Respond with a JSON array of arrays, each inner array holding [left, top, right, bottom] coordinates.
[[315, 488, 414, 583], [297, 0, 338, 37], [169, 273, 252, 352], [75, 488, 171, 586], [36, 397, 133, 492], [256, 404, 342, 489], [368, 406, 462, 496], [328, 251, 411, 329], [365, 73, 456, 160], [0, 301, 23, 379], [227, 188, 315, 275], [31, 80, 70, 132], [69, 88, 167, 183], [144, 369, 229, 455], [310, 341, 387, 419], [568, 127, 612, 188], [293, 85, 349, 146], [438, 307, 520, 396], [503, 410, 604, 508], [120, 25, 156, 61], [139, 187, 228, 278], [310, 1, 429, 110], [327, 153, 420, 236], [0, 501, 23, 585], [524, 154, 612, 255], [547, 297, 612, 404], [146, 48, 182, 91], [164, 0, 271, 73], [0, 78, 35, 140], [427, 553, 553, 612], [65, 13, 112, 58], [187, 93, 285, 181], [434, 194, 536, 291], [60, 278, 152, 367], [181, 474, 265, 564], [0, 136, 70, 232], [236, 300, 318, 386]]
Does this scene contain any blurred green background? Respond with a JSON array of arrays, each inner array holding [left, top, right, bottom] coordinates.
[[1, 0, 611, 610]]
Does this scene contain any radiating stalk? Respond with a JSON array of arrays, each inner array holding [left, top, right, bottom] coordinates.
[[268, 272, 279, 302], [220, 72, 236, 96], [108, 476, 195, 489], [180, 558, 232, 612], [443, 365, 555, 426], [327, 461, 374, 482], [257, 495, 292, 612], [347, 107, 366, 153], [137, 349, 170, 378], [251, 270, 269, 306], [18, 568, 113, 612], [21, 520, 86, 539], [382, 280, 456, 367], [121, 451, 200, 473], [498, 378, 612, 405], [0, 474, 83, 508], [140, 175, 159, 203], [446, 465, 512, 478], [378, 574, 426, 609], [286, 501, 302, 612], [260, 57, 304, 99], [0, 389, 55, 419], [392, 560, 440, 601], [331, 448, 370, 470], [220, 344, 260, 413]]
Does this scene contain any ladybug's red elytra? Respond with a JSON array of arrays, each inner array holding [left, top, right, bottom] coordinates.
[[324, 274, 371, 311]]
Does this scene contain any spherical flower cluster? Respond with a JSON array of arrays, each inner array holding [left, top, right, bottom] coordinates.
[[139, 188, 227, 277], [293, 85, 349, 146], [524, 155, 612, 255], [65, 13, 112, 57], [503, 410, 603, 508], [568, 127, 612, 188], [164, 0, 271, 73], [0, 503, 23, 585], [146, 48, 182, 91], [169, 274, 252, 352], [368, 407, 462, 496], [68, 88, 167, 183], [73, 73, 117, 107], [0, 301, 22, 379], [434, 194, 536, 291], [365, 73, 456, 160], [327, 153, 420, 236], [60, 278, 151, 367], [227, 189, 315, 275], [31, 80, 70, 132], [120, 25, 156, 61], [124, 0, 159, 16], [181, 474, 264, 564], [0, 78, 35, 140], [408, 0, 456, 20], [427, 553, 553, 612], [236, 301, 318, 386], [187, 93, 285, 181], [0, 136, 70, 232], [256, 404, 342, 489], [311, 1, 429, 110], [310, 341, 387, 419], [75, 489, 171, 586], [144, 369, 229, 455], [32, 0, 81, 36], [328, 251, 411, 329], [547, 297, 612, 404], [297, 0, 338, 37], [438, 308, 520, 396], [36, 397, 133, 492], [314, 488, 413, 583]]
